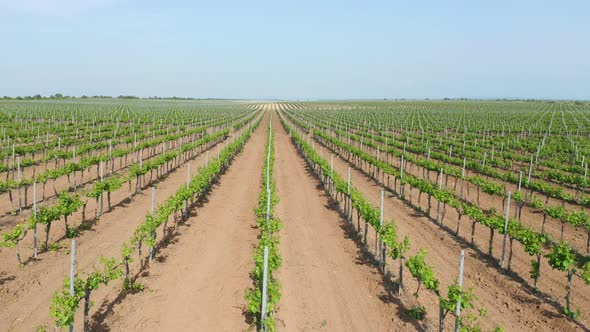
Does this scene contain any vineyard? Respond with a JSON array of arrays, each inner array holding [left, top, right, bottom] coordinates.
[[1, 99, 590, 331]]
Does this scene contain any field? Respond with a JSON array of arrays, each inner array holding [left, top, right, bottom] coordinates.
[[1, 99, 590, 331]]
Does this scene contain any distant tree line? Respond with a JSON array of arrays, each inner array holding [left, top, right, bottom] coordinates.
[[2, 95, 587, 103], [1, 94, 204, 101], [439, 98, 588, 103], [1, 93, 115, 100]]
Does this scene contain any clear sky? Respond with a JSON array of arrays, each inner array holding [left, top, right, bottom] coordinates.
[[1, 0, 589, 100]]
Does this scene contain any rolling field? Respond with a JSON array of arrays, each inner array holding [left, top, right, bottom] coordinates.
[[1, 99, 590, 331]]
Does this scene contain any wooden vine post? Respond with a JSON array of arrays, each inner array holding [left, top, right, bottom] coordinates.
[[69, 239, 76, 332], [347, 167, 351, 223], [500, 192, 512, 268], [185, 163, 190, 219], [33, 182, 38, 258], [460, 158, 466, 200], [378, 190, 384, 269], [99, 160, 104, 216], [17, 157, 22, 213], [148, 187, 156, 262], [436, 168, 443, 224], [454, 250, 466, 332]]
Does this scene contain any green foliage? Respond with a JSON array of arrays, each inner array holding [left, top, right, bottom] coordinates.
[[57, 192, 84, 217], [66, 227, 80, 238], [518, 229, 546, 256], [458, 312, 483, 332], [0, 223, 28, 264], [121, 242, 134, 263], [406, 305, 427, 320], [31, 206, 61, 227], [123, 278, 145, 292], [50, 290, 79, 327], [380, 222, 410, 259], [406, 249, 439, 296], [530, 259, 540, 281], [564, 308, 580, 319], [50, 257, 122, 327], [245, 124, 282, 332], [581, 262, 590, 285], [512, 190, 524, 202], [46, 242, 62, 252], [545, 243, 575, 272], [1, 223, 27, 248], [440, 283, 476, 313], [438, 282, 484, 332]]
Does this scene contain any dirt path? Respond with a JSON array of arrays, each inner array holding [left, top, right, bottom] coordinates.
[[0, 126, 243, 331], [101, 112, 269, 331], [272, 109, 408, 331]]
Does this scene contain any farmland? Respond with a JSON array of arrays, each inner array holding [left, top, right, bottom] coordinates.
[[1, 98, 590, 331]]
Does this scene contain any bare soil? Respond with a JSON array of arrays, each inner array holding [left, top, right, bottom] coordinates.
[[315, 131, 588, 331], [3, 104, 587, 332], [0, 129, 235, 331], [273, 112, 409, 331], [100, 113, 269, 331]]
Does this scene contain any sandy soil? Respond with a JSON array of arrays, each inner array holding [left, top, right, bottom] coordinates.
[[95, 112, 268, 331], [0, 123, 243, 331], [285, 113, 587, 331], [315, 129, 590, 323], [273, 111, 409, 331], [343, 139, 590, 321], [3, 103, 586, 332]]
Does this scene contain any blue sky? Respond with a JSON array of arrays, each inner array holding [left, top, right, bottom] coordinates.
[[1, 0, 589, 99]]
